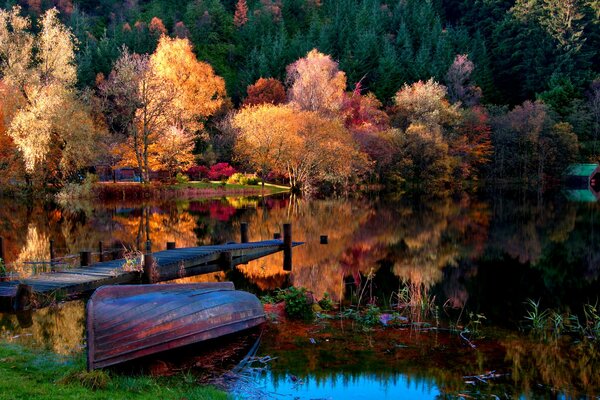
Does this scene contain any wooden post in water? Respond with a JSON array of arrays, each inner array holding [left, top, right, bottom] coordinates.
[[283, 223, 292, 271], [240, 222, 249, 243], [80, 251, 92, 267], [219, 251, 233, 269], [273, 232, 281, 240], [0, 236, 4, 263], [143, 240, 156, 284], [98, 241, 104, 262], [49, 239, 55, 265], [14, 284, 32, 312], [167, 241, 176, 250]]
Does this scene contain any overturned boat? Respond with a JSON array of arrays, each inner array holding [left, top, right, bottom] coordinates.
[[86, 282, 266, 370]]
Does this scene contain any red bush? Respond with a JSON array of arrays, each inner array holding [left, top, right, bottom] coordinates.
[[208, 163, 237, 180], [185, 165, 209, 180]]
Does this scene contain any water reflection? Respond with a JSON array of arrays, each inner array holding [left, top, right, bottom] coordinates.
[[0, 192, 599, 397], [0, 301, 84, 355]]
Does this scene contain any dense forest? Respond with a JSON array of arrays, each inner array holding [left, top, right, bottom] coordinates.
[[0, 0, 599, 194]]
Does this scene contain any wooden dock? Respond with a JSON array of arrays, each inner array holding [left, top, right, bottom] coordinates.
[[0, 239, 301, 312]]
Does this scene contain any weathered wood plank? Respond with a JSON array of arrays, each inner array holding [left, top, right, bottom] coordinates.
[[0, 240, 303, 312]]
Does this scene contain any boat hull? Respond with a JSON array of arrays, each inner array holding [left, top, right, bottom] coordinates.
[[87, 282, 265, 370]]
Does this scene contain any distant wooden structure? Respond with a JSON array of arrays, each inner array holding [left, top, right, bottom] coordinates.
[[0, 238, 301, 312], [565, 164, 600, 201], [87, 282, 265, 370]]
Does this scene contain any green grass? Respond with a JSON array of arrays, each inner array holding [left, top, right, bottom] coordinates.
[[0, 343, 228, 400], [171, 181, 290, 194]]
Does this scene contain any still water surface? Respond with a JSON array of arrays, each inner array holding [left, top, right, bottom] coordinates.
[[0, 192, 599, 398]]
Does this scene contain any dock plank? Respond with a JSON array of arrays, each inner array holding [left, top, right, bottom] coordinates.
[[0, 240, 302, 311]]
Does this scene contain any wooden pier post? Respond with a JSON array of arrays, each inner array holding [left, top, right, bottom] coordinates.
[[283, 223, 292, 271], [49, 239, 55, 264], [143, 240, 156, 284], [80, 251, 92, 267], [98, 241, 104, 262], [240, 223, 249, 243], [14, 284, 32, 312], [219, 251, 233, 269], [320, 235, 328, 245], [0, 236, 4, 263], [273, 232, 281, 240], [167, 241, 176, 250]]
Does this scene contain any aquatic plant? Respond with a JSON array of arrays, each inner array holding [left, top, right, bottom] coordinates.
[[525, 298, 600, 342], [464, 311, 487, 339], [318, 292, 335, 311]]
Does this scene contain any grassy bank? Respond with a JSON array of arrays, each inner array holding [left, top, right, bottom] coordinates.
[[87, 181, 289, 201], [171, 181, 290, 194], [0, 343, 227, 400]]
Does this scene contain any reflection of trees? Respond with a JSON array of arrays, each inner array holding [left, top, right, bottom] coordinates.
[[485, 193, 600, 301], [0, 301, 85, 355], [486, 193, 578, 265], [504, 336, 600, 397], [237, 195, 490, 304]]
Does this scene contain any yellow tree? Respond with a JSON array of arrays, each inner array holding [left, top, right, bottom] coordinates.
[[0, 7, 100, 186], [233, 104, 301, 186], [148, 126, 196, 179], [287, 113, 369, 192], [150, 36, 226, 133]]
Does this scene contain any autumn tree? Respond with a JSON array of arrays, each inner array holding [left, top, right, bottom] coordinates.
[[341, 83, 389, 132], [101, 37, 226, 182], [392, 79, 460, 136], [233, 0, 249, 27], [447, 106, 493, 182], [341, 83, 392, 182], [286, 112, 369, 192], [0, 83, 25, 186], [0, 7, 100, 186], [243, 77, 286, 106], [286, 49, 347, 115], [445, 54, 482, 107], [490, 100, 579, 183], [148, 126, 195, 179], [389, 79, 460, 190], [233, 103, 367, 192], [233, 104, 300, 187]]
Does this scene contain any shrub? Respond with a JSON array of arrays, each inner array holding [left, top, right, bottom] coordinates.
[[208, 163, 237, 180], [56, 173, 98, 200], [175, 172, 189, 184], [318, 292, 335, 311], [283, 287, 314, 320], [227, 173, 261, 185], [186, 165, 209, 181]]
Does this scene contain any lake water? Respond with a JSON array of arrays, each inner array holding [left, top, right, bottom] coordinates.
[[0, 191, 599, 398]]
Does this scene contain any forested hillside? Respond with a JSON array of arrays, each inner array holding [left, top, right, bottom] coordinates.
[[0, 0, 599, 194]]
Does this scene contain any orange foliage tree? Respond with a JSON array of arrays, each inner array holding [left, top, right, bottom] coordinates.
[[233, 103, 368, 192], [243, 77, 286, 106], [233, 0, 249, 27], [101, 36, 226, 181]]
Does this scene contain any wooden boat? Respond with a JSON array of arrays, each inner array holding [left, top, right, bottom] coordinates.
[[86, 282, 266, 370]]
